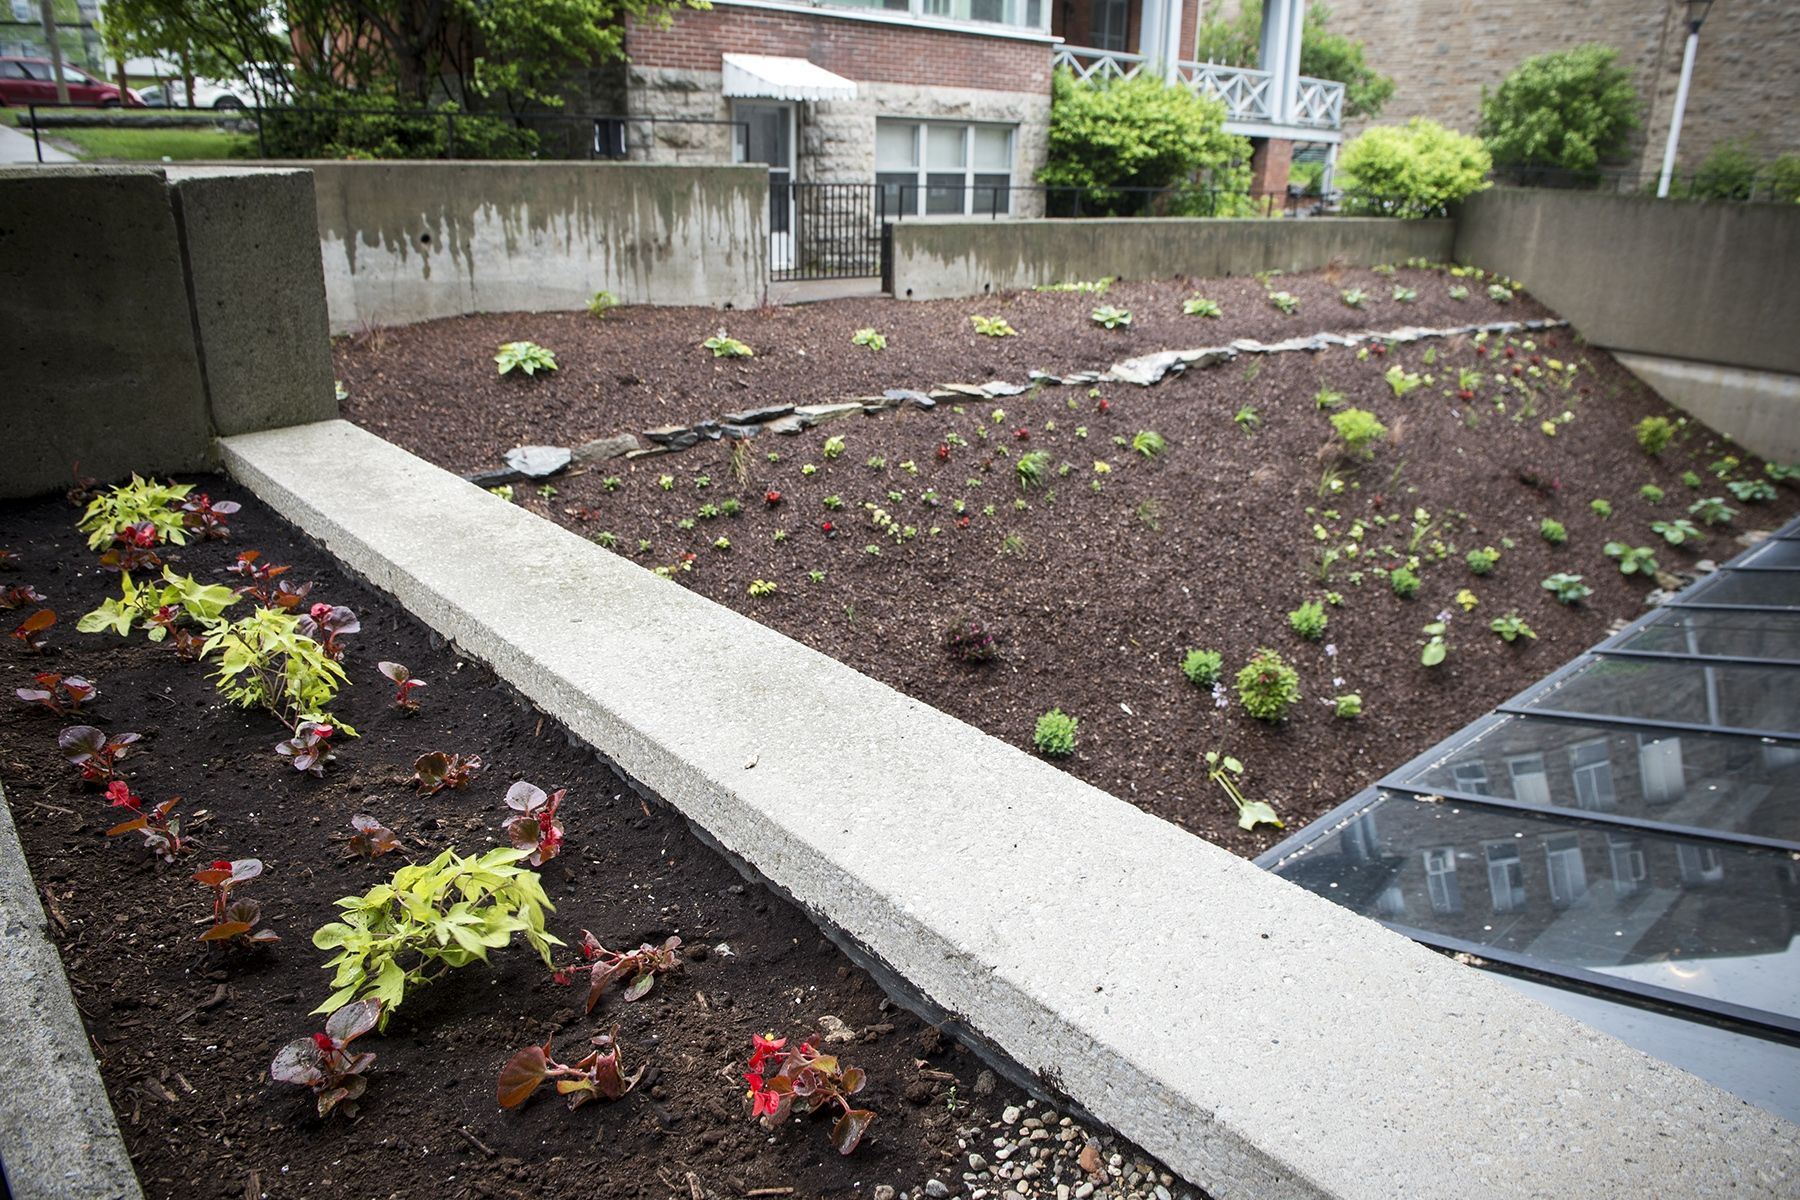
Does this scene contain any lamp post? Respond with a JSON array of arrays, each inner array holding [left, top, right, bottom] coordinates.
[[1656, 0, 1716, 198]]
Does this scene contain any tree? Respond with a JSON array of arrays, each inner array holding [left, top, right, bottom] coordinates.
[[1039, 69, 1251, 214], [1193, 1, 1393, 121], [1478, 45, 1639, 175], [1336, 118, 1491, 218]]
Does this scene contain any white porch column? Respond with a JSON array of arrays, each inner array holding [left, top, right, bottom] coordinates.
[[1258, 0, 1301, 125], [1164, 0, 1186, 81]]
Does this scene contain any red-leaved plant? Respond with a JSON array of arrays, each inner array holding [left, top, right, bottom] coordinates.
[[96, 523, 163, 574], [180, 493, 241, 540], [0, 584, 46, 609], [226, 551, 312, 611], [345, 814, 400, 859], [943, 618, 998, 663], [377, 661, 425, 712], [16, 673, 97, 716], [497, 1026, 643, 1111], [413, 750, 482, 796], [104, 780, 185, 862], [501, 781, 566, 866], [11, 608, 55, 652], [297, 603, 359, 660], [743, 1034, 875, 1155], [270, 997, 382, 1119], [551, 932, 682, 1010], [59, 724, 140, 783], [275, 720, 336, 776], [194, 858, 279, 946]]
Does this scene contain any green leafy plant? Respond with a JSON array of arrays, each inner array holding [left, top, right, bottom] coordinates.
[[1466, 546, 1501, 576], [1479, 44, 1640, 174], [1650, 518, 1701, 546], [1330, 408, 1388, 458], [1132, 430, 1167, 458], [201, 607, 352, 733], [1203, 750, 1283, 831], [1035, 278, 1112, 294], [311, 847, 560, 1024], [1389, 567, 1421, 598], [969, 315, 1017, 338], [1539, 518, 1568, 546], [1339, 287, 1367, 308], [1391, 285, 1418, 303], [1590, 498, 1613, 519], [1487, 284, 1514, 303], [495, 341, 557, 376], [748, 579, 777, 598], [822, 435, 847, 460], [1448, 284, 1470, 301], [1727, 478, 1777, 503], [1333, 694, 1363, 719], [1541, 573, 1593, 604], [78, 475, 194, 551], [1681, 470, 1703, 489], [1489, 613, 1537, 643], [1639, 484, 1666, 504], [586, 290, 618, 319], [77, 568, 239, 642], [1605, 542, 1659, 576], [1033, 708, 1079, 758], [270, 998, 383, 1120], [1635, 416, 1676, 455], [1090, 305, 1133, 329], [1288, 600, 1328, 641], [1181, 648, 1223, 687], [1689, 496, 1737, 526], [1337, 118, 1491, 217], [703, 332, 754, 358], [1183, 295, 1222, 317], [1235, 648, 1300, 722], [1268, 290, 1300, 314], [1015, 450, 1052, 490], [1419, 618, 1449, 666], [1384, 365, 1423, 397], [1314, 386, 1345, 410], [851, 328, 887, 351]]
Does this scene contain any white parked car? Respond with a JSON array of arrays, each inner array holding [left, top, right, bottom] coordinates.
[[139, 68, 291, 110]]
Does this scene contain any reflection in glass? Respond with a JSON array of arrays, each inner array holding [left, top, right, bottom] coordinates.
[[1740, 540, 1800, 570], [1614, 608, 1800, 661], [1518, 657, 1800, 735], [1677, 571, 1800, 609]]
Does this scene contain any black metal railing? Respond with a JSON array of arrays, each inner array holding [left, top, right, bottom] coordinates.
[[882, 181, 1240, 220], [770, 181, 888, 283]]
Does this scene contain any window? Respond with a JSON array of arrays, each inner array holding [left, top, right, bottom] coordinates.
[[1637, 733, 1685, 804], [1676, 843, 1725, 886], [1450, 761, 1492, 796], [1543, 834, 1588, 908], [876, 119, 1014, 216], [1507, 753, 1551, 806], [1569, 738, 1617, 811], [0, 61, 25, 79], [1089, 0, 1130, 51], [916, 0, 1042, 26], [1424, 847, 1461, 914], [1608, 834, 1647, 896], [1484, 843, 1526, 913]]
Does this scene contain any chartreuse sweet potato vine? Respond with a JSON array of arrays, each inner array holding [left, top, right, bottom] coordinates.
[[312, 847, 561, 1026], [204, 607, 355, 734], [77, 475, 194, 550], [77, 568, 239, 642]]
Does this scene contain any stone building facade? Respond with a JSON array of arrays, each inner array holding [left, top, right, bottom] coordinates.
[[1254, 0, 1800, 174]]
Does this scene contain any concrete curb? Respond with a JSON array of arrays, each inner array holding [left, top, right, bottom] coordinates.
[[222, 420, 1797, 1200], [0, 781, 144, 1200]]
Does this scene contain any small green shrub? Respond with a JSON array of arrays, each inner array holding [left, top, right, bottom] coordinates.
[[703, 332, 754, 358], [970, 315, 1017, 337], [1181, 648, 1223, 687], [1479, 44, 1639, 174], [1391, 285, 1418, 303], [1487, 284, 1514, 303], [748, 579, 777, 597], [1650, 518, 1700, 545], [1689, 496, 1736, 526], [1727, 478, 1777, 503], [1337, 118, 1492, 218], [1389, 567, 1420, 598], [1590, 498, 1613, 519], [822, 435, 847, 460], [1639, 484, 1665, 504], [1033, 708, 1079, 758], [1333, 694, 1363, 719], [1542, 572, 1593, 604], [1604, 542, 1659, 575], [1448, 284, 1470, 301], [1490, 613, 1537, 643], [1466, 546, 1501, 575], [495, 341, 557, 376], [1268, 290, 1300, 314], [851, 328, 887, 351], [586, 290, 618, 319], [1132, 430, 1167, 458], [1288, 600, 1328, 641], [1340, 288, 1367, 308], [1236, 648, 1300, 722], [1015, 450, 1052, 489], [1330, 408, 1388, 458], [1419, 619, 1449, 666], [1090, 305, 1133, 329], [1313, 387, 1345, 410], [1183, 295, 1222, 317], [1539, 518, 1568, 545], [1635, 416, 1676, 455]]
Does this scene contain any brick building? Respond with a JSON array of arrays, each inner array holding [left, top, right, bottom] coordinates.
[[1262, 0, 1800, 174]]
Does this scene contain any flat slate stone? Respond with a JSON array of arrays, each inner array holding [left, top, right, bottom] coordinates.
[[571, 434, 640, 463], [884, 389, 932, 405], [503, 445, 571, 478], [767, 416, 807, 435], [644, 424, 700, 448], [981, 381, 1027, 397], [720, 424, 760, 440], [938, 383, 988, 398], [721, 405, 795, 425], [793, 403, 864, 425]]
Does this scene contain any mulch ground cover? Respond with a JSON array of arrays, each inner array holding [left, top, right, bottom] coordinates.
[[0, 487, 1181, 1200], [333, 266, 1800, 858], [336, 266, 1555, 475]]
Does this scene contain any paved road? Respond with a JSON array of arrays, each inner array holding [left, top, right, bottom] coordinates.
[[0, 122, 76, 163]]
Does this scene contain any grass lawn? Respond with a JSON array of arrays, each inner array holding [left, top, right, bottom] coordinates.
[[42, 125, 252, 161]]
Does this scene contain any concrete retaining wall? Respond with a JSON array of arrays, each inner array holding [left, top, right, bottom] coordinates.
[[888, 217, 1456, 300], [291, 161, 767, 331], [1454, 188, 1800, 461], [0, 166, 336, 500]]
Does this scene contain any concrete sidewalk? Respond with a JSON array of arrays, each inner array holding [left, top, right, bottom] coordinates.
[[0, 123, 75, 163]]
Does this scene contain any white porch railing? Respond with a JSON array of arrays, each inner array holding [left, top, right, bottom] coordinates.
[[1054, 45, 1345, 132]]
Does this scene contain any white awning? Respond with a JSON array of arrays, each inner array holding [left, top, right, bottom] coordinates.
[[721, 54, 857, 103]]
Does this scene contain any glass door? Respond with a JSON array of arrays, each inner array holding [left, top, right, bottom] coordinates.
[[733, 102, 795, 271]]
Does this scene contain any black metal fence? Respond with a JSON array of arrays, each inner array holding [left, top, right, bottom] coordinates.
[[770, 182, 889, 283]]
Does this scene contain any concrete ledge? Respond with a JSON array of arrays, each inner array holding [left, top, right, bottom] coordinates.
[[1616, 352, 1800, 464], [222, 419, 1797, 1199], [0, 781, 144, 1200], [889, 217, 1455, 301]]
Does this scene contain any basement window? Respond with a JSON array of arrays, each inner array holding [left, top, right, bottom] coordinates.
[[875, 119, 1014, 216]]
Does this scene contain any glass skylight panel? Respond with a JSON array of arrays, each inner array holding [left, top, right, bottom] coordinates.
[[1672, 570, 1800, 609], [1738, 539, 1800, 569], [1611, 608, 1800, 662], [1514, 658, 1800, 735]]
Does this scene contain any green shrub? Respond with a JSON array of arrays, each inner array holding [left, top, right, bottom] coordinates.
[[1589, 498, 1613, 519], [1288, 600, 1328, 641], [1466, 546, 1501, 575], [1337, 119, 1492, 218], [1542, 573, 1593, 604], [1183, 295, 1222, 317], [1635, 416, 1676, 455], [1767, 154, 1800, 203], [1639, 484, 1666, 504], [1236, 649, 1300, 722], [1686, 138, 1760, 201], [1330, 408, 1388, 458], [1539, 518, 1568, 545], [1478, 45, 1638, 174], [1132, 430, 1167, 458], [1181, 648, 1223, 687], [1333, 693, 1363, 719], [495, 341, 557, 376], [1040, 69, 1251, 215], [260, 88, 538, 160], [587, 291, 618, 319], [704, 333, 754, 359], [1389, 567, 1420, 598], [1033, 708, 1079, 757], [1015, 450, 1052, 489]]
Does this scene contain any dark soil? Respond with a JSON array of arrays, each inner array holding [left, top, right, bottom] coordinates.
[[340, 275, 1800, 857], [0, 488, 1172, 1200], [336, 266, 1554, 475]]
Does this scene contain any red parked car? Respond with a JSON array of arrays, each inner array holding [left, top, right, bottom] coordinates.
[[0, 56, 145, 107]]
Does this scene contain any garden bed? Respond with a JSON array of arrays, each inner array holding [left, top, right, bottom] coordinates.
[[0, 486, 1183, 1200], [335, 266, 1800, 856]]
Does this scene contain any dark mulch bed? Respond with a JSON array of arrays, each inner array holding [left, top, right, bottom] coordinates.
[[336, 266, 1553, 475], [344, 289, 1798, 857], [0, 487, 1171, 1200]]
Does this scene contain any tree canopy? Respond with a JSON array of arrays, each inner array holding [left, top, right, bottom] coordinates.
[[1477, 44, 1640, 174], [1194, 1, 1394, 121]]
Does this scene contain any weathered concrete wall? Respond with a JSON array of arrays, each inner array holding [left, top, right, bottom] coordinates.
[[1455, 188, 1800, 376], [294, 161, 767, 331], [889, 216, 1454, 299], [1615, 354, 1800, 464], [0, 165, 336, 500]]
